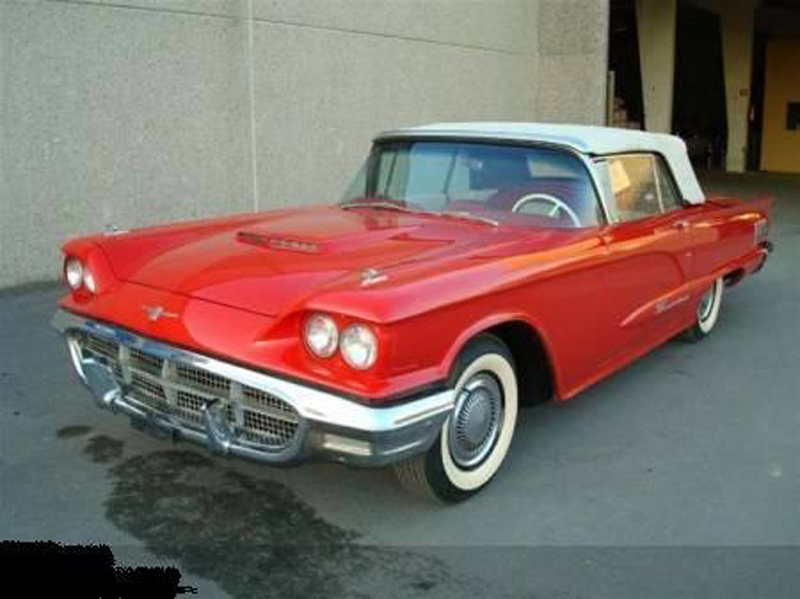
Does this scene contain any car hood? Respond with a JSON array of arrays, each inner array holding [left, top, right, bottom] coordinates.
[[99, 206, 540, 316]]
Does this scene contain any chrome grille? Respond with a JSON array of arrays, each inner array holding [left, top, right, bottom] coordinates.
[[86, 334, 119, 361], [130, 372, 170, 413], [129, 347, 163, 376], [243, 386, 297, 416], [175, 390, 206, 426], [242, 410, 299, 445], [76, 331, 300, 451], [175, 363, 230, 395], [131, 372, 167, 400]]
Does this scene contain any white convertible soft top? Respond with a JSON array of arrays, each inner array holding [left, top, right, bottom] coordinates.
[[376, 122, 706, 204]]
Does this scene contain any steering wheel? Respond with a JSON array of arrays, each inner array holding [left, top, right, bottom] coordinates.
[[511, 193, 582, 227]]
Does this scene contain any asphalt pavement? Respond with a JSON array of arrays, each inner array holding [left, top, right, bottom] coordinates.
[[1, 172, 798, 598]]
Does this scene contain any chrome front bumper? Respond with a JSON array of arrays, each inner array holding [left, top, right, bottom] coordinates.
[[52, 309, 454, 467]]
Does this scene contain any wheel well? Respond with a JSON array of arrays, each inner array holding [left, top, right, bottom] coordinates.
[[485, 321, 555, 406], [724, 268, 745, 288]]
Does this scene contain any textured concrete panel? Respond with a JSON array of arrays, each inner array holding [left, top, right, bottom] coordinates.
[[536, 0, 608, 125], [538, 0, 608, 56], [45, 0, 244, 18], [636, 0, 677, 132], [47, 0, 539, 54], [537, 53, 607, 125], [251, 21, 538, 208], [1, 1, 252, 286], [252, 0, 539, 56], [0, 3, 9, 288]]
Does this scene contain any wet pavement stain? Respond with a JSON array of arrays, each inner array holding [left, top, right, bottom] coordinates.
[[103, 450, 502, 599], [84, 435, 124, 463], [57, 425, 93, 439]]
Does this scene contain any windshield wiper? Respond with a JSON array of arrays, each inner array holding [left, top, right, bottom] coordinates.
[[434, 210, 499, 227], [341, 202, 498, 227], [340, 201, 415, 213]]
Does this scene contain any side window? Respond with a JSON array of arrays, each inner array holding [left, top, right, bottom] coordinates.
[[603, 154, 681, 222], [654, 156, 682, 211], [605, 155, 660, 221]]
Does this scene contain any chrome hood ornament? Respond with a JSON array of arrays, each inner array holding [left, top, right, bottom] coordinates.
[[360, 268, 388, 287], [104, 224, 129, 237]]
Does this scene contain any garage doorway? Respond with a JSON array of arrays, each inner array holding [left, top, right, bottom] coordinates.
[[672, 3, 728, 171]]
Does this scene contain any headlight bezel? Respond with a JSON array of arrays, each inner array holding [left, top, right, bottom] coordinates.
[[304, 313, 340, 358], [340, 323, 379, 370], [64, 256, 98, 294], [64, 258, 85, 290], [82, 268, 97, 293]]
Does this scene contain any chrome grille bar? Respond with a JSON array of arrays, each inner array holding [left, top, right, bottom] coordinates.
[[76, 330, 300, 450]]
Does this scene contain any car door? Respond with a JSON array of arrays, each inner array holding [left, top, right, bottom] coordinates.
[[594, 153, 697, 367]]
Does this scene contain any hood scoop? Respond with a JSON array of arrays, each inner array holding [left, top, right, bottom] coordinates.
[[236, 231, 321, 254]]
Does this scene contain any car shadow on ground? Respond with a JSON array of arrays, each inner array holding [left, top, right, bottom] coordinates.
[[57, 428, 511, 599]]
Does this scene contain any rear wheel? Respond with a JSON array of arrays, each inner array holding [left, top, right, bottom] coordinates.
[[681, 277, 724, 342], [393, 334, 518, 503]]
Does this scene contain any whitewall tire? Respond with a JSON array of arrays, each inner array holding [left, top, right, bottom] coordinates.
[[393, 334, 518, 503], [682, 277, 724, 342]]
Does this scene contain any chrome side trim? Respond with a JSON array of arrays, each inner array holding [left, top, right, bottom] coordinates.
[[52, 308, 455, 438]]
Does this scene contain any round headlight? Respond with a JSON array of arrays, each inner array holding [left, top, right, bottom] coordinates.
[[340, 324, 378, 370], [305, 314, 339, 358], [83, 268, 97, 294], [65, 258, 84, 290]]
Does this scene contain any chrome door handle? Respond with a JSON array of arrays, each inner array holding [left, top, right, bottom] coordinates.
[[673, 220, 690, 230]]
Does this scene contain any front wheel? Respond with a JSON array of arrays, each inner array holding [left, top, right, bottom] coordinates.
[[681, 277, 724, 342], [393, 334, 518, 503]]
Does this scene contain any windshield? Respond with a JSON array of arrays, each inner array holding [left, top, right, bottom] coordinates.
[[342, 141, 601, 228]]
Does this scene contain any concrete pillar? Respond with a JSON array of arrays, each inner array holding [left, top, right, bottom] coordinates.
[[688, 0, 758, 172], [719, 3, 755, 172], [636, 0, 677, 133]]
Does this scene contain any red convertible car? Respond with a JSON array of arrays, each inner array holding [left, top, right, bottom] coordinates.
[[53, 123, 773, 502]]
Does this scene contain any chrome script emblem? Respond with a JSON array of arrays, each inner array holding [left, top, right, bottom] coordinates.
[[142, 305, 178, 322], [655, 295, 689, 315]]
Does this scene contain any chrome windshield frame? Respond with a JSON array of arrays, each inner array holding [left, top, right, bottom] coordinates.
[[359, 135, 614, 227]]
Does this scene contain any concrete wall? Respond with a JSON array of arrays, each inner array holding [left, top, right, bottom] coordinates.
[[636, 0, 676, 133], [761, 38, 800, 173], [1, 0, 609, 288], [536, 0, 609, 124]]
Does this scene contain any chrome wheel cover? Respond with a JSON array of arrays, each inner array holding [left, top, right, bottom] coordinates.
[[698, 284, 716, 322], [447, 372, 504, 469]]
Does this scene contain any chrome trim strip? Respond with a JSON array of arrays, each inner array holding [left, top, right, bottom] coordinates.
[[575, 149, 613, 225], [52, 308, 455, 435]]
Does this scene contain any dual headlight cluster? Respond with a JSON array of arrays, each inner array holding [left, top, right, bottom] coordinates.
[[64, 257, 97, 294], [305, 313, 378, 370], [65, 258, 375, 368]]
